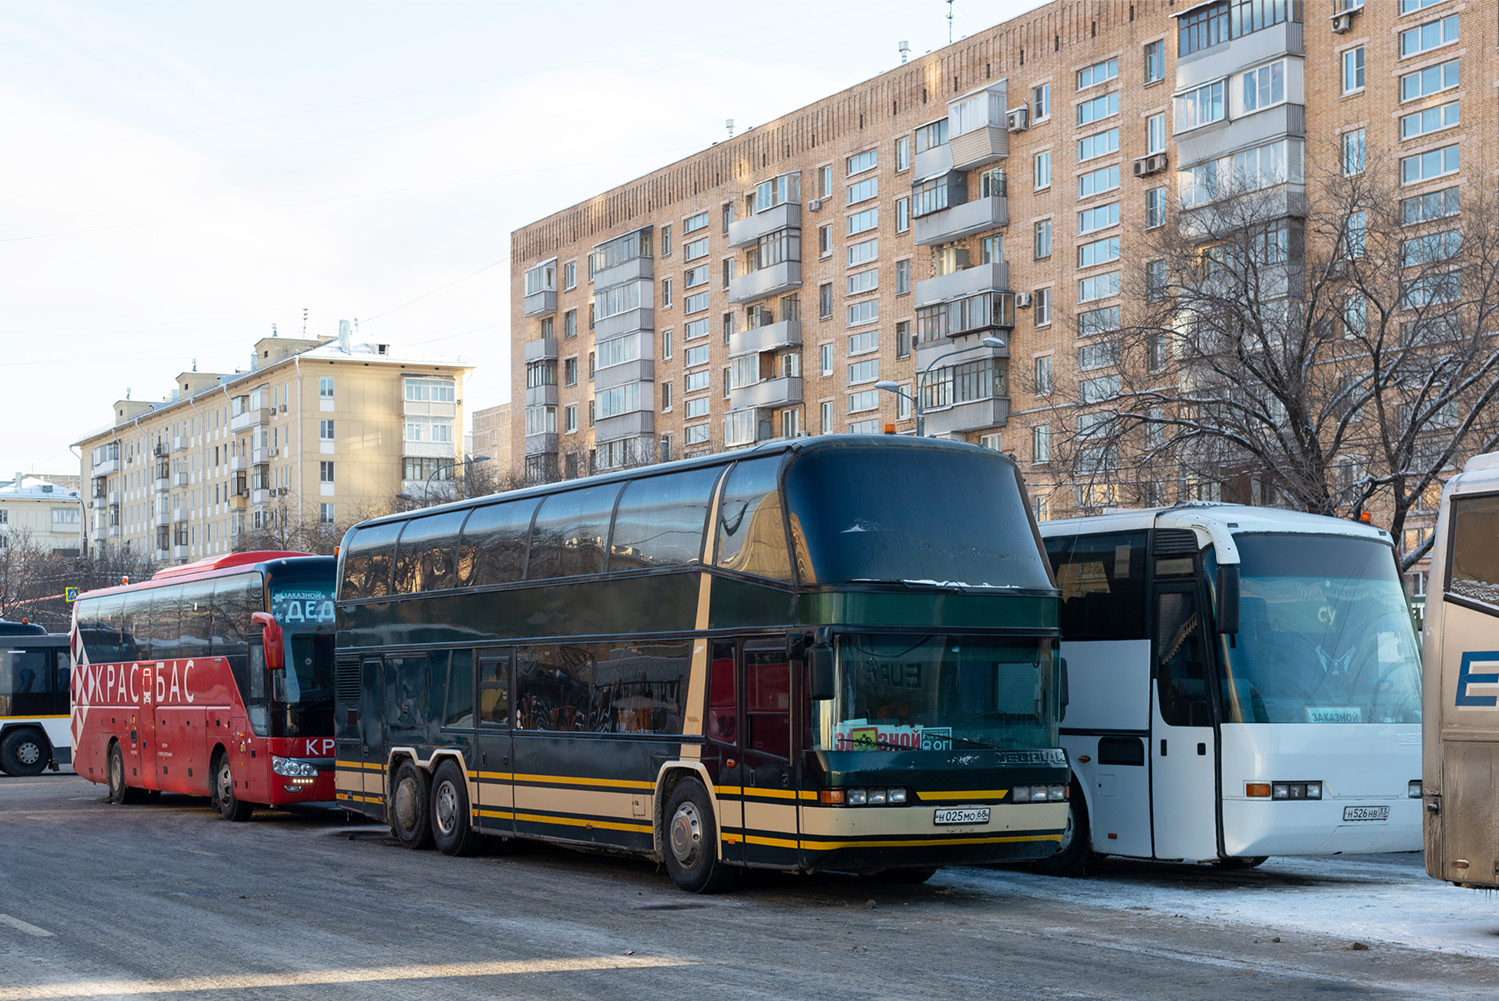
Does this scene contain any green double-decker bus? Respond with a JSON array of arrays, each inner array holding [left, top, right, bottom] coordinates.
[[334, 435, 1069, 890]]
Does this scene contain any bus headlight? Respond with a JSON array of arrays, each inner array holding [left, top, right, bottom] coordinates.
[[272, 756, 319, 778], [1409, 780, 1423, 798], [1012, 784, 1067, 803], [1269, 782, 1321, 800], [818, 787, 910, 806]]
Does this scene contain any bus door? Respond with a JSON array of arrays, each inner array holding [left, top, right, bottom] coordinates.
[[137, 661, 159, 787], [707, 642, 745, 862], [1151, 583, 1220, 861], [354, 656, 385, 803], [739, 642, 800, 866], [474, 647, 514, 836]]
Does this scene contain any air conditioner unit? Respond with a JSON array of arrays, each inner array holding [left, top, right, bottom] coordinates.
[[1133, 153, 1168, 178], [807, 199, 822, 212], [276, 487, 288, 496], [1015, 292, 1033, 308], [268, 448, 279, 458], [1006, 107, 1030, 133], [279, 403, 287, 413], [1331, 11, 1353, 33]]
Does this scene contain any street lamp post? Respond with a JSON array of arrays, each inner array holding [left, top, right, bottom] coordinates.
[[876, 335, 1006, 437]]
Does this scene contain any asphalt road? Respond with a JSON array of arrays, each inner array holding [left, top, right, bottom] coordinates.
[[2, 772, 1496, 1000]]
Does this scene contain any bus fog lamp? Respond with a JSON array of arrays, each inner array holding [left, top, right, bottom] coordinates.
[[272, 756, 319, 778], [1409, 780, 1422, 799]]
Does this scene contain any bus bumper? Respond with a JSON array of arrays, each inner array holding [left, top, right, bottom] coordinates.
[[797, 801, 1068, 872], [1221, 797, 1422, 856]]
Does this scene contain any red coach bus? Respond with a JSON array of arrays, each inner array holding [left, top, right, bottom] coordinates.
[[69, 551, 337, 819]]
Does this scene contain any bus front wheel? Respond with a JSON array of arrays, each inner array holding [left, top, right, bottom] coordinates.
[[212, 752, 253, 822], [106, 742, 144, 805], [1031, 782, 1093, 877], [430, 760, 481, 857], [390, 761, 434, 850], [663, 778, 734, 893], [1, 728, 48, 777]]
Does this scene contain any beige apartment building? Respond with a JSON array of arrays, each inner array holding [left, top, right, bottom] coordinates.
[[75, 330, 471, 564], [507, 0, 1493, 591], [0, 478, 86, 557], [470, 402, 515, 487]]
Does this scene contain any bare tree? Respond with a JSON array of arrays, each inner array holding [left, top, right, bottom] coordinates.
[[0, 534, 159, 632], [1057, 149, 1499, 570], [235, 491, 393, 555]]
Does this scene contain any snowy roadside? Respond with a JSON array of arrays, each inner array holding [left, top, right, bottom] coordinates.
[[938, 853, 1499, 960]]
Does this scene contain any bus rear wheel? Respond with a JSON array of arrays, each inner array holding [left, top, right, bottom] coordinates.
[[430, 760, 481, 857], [106, 742, 144, 804], [212, 752, 253, 822], [390, 761, 434, 850], [1, 728, 48, 777], [663, 778, 734, 893]]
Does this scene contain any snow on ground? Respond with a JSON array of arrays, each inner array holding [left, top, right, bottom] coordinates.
[[940, 853, 1499, 959]]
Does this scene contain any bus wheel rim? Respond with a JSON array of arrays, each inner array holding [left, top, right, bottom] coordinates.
[[17, 741, 40, 766], [1057, 805, 1075, 853], [435, 782, 457, 835], [219, 761, 233, 797], [669, 802, 702, 865], [395, 779, 419, 830]]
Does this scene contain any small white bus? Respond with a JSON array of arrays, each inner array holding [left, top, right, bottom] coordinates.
[[0, 629, 72, 776], [1039, 503, 1422, 874], [1420, 452, 1499, 888]]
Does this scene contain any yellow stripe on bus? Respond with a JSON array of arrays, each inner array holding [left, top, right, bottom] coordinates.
[[475, 808, 651, 836], [334, 760, 384, 771], [0, 714, 68, 721], [919, 790, 1010, 802], [512, 773, 654, 791], [742, 832, 1061, 850]]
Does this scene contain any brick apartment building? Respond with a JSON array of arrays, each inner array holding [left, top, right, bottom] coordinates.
[[508, 0, 1483, 591]]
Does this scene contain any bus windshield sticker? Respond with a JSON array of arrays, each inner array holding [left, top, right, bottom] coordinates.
[[1305, 707, 1361, 724], [271, 589, 335, 625], [834, 722, 952, 752]]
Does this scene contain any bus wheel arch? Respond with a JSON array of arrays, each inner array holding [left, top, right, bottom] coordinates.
[[106, 739, 143, 805], [0, 725, 49, 777], [652, 764, 719, 861], [210, 746, 253, 822]]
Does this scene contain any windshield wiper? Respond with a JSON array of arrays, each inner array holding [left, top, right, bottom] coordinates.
[[945, 734, 1000, 749]]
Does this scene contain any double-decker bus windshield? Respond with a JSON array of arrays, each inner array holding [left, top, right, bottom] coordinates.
[[813, 633, 1058, 752], [783, 447, 1053, 588], [268, 582, 336, 738], [1216, 535, 1422, 725]]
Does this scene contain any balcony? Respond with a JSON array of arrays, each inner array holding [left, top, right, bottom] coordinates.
[[729, 261, 802, 305], [404, 439, 455, 459], [522, 289, 557, 318], [524, 337, 558, 364], [730, 320, 802, 358], [251, 488, 271, 506], [923, 396, 1010, 438], [525, 384, 558, 408], [730, 376, 802, 411], [155, 546, 171, 563], [107, 489, 120, 506], [172, 506, 187, 523], [154, 473, 170, 493], [913, 262, 1010, 307], [594, 358, 654, 391], [229, 405, 270, 433], [1176, 18, 1303, 91], [152, 442, 168, 458], [401, 479, 457, 502], [949, 127, 1008, 171], [595, 411, 655, 443], [914, 196, 1008, 247], [251, 445, 275, 466], [916, 324, 1010, 376], [173, 471, 188, 487], [230, 492, 248, 511], [155, 506, 171, 528], [912, 143, 955, 186], [728, 203, 802, 249], [172, 544, 190, 561], [592, 255, 653, 291], [229, 455, 247, 473], [90, 519, 108, 541], [108, 525, 121, 539], [172, 435, 187, 452], [595, 304, 653, 340], [93, 456, 120, 477], [1176, 103, 1305, 170], [524, 432, 558, 456]]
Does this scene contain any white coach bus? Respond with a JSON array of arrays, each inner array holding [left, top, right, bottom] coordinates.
[[1421, 452, 1499, 888], [1037, 503, 1422, 875]]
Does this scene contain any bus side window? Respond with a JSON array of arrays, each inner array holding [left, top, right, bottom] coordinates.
[[478, 655, 510, 727], [745, 649, 790, 759], [446, 650, 475, 728], [1156, 590, 1211, 727], [707, 646, 736, 744], [54, 650, 69, 699], [247, 641, 269, 735]]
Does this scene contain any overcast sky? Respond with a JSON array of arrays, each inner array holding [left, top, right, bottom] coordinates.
[[0, 0, 1045, 478]]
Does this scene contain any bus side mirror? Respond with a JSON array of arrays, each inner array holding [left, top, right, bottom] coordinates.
[[251, 611, 285, 671], [808, 646, 835, 701], [1216, 564, 1240, 635], [1059, 656, 1069, 721]]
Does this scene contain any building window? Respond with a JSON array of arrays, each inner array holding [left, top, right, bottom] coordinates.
[[1342, 129, 1366, 176], [1034, 151, 1051, 190], [1077, 57, 1118, 91], [320, 503, 335, 525], [1076, 92, 1119, 128], [1077, 128, 1120, 162], [1146, 113, 1166, 155], [1078, 202, 1120, 235], [895, 135, 911, 172], [660, 225, 671, 256], [1144, 40, 1164, 84], [722, 203, 733, 234], [819, 224, 832, 257], [1174, 80, 1225, 133], [896, 321, 911, 359], [684, 237, 709, 261], [847, 238, 878, 267], [319, 419, 334, 441], [684, 291, 709, 314], [564, 357, 578, 385], [1033, 219, 1052, 260], [1342, 47, 1365, 95], [1032, 83, 1050, 121], [563, 262, 576, 289], [661, 278, 673, 307], [1242, 61, 1285, 113], [1400, 59, 1459, 103], [319, 461, 334, 484], [820, 401, 835, 433], [1399, 16, 1458, 60], [1077, 236, 1121, 269], [895, 258, 911, 295], [1034, 288, 1052, 326], [896, 198, 910, 233], [820, 283, 833, 319], [723, 312, 735, 345], [819, 165, 833, 198], [661, 329, 673, 360], [820, 344, 834, 375], [685, 210, 709, 233], [1033, 425, 1051, 463], [846, 208, 878, 236], [846, 149, 877, 175], [1400, 101, 1460, 142], [847, 176, 878, 206], [318, 376, 333, 398], [660, 382, 673, 413], [1401, 145, 1459, 187], [1077, 165, 1120, 199], [847, 300, 879, 327], [565, 404, 578, 432], [564, 309, 577, 338], [1034, 356, 1052, 397]]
